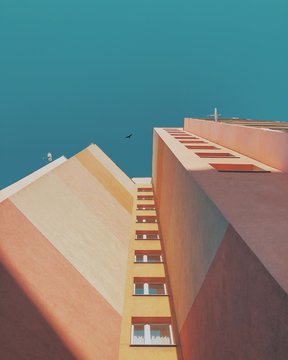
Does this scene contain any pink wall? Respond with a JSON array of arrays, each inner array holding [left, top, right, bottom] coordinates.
[[152, 129, 288, 359], [180, 225, 288, 360], [184, 118, 288, 172]]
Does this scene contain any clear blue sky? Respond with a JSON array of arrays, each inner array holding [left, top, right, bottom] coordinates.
[[1, 0, 287, 189]]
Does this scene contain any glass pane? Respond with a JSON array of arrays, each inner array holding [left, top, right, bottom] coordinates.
[[150, 325, 171, 345], [135, 254, 144, 262], [133, 325, 145, 344], [135, 283, 144, 295], [147, 255, 161, 262], [146, 234, 159, 239], [148, 283, 165, 295]]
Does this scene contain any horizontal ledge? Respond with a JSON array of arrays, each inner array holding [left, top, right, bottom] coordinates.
[[135, 239, 161, 241], [132, 294, 169, 297], [133, 262, 163, 264], [130, 344, 177, 347]]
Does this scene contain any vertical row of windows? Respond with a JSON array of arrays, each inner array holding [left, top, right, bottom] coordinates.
[[131, 187, 175, 346]]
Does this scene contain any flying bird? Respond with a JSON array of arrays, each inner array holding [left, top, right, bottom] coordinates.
[[125, 133, 133, 139]]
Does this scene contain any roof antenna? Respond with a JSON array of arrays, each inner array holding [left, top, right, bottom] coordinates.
[[209, 107, 221, 122]]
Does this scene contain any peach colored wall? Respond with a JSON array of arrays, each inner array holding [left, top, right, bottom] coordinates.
[[0, 200, 121, 360], [10, 169, 129, 314], [0, 156, 66, 202], [152, 133, 228, 330], [184, 118, 288, 172]]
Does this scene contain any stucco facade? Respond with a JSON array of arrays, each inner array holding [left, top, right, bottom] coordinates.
[[1, 119, 288, 359]]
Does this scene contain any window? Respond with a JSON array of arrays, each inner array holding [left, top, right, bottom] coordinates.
[[179, 138, 199, 142], [174, 136, 195, 139], [131, 323, 174, 345], [135, 231, 160, 240], [138, 188, 152, 192], [133, 277, 167, 295], [169, 133, 186, 136], [185, 145, 221, 150], [137, 195, 154, 200], [136, 205, 155, 210], [210, 163, 270, 172], [136, 216, 158, 223], [195, 152, 238, 158], [164, 128, 182, 132], [134, 251, 163, 263], [133, 283, 167, 295]]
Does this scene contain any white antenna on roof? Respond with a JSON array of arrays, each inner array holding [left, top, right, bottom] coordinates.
[[209, 107, 221, 122]]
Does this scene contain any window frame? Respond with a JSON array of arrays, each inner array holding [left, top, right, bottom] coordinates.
[[133, 282, 167, 296], [131, 323, 174, 346], [134, 253, 163, 263], [135, 233, 160, 240]]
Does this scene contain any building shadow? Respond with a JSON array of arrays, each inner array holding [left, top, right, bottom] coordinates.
[[0, 263, 77, 360]]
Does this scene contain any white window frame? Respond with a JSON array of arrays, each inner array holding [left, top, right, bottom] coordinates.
[[134, 254, 163, 263], [133, 282, 167, 295], [131, 323, 174, 345]]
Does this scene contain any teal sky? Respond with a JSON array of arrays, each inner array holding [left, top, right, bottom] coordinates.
[[1, 0, 287, 188]]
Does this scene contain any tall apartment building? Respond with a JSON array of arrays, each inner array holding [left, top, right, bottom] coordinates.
[[1, 118, 288, 360]]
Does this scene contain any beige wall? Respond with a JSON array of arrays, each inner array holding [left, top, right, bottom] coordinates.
[[10, 147, 135, 315], [0, 156, 66, 202]]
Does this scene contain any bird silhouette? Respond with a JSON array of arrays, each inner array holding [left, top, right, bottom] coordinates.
[[125, 133, 133, 139]]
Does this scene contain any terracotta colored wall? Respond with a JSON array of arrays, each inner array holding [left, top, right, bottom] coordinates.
[[184, 118, 288, 172]]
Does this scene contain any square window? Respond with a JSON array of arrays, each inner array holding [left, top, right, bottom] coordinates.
[[135, 254, 144, 262], [150, 325, 172, 345], [148, 283, 165, 295], [147, 254, 162, 262], [135, 283, 145, 295]]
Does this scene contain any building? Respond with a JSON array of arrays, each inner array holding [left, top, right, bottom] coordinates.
[[1, 118, 288, 360]]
